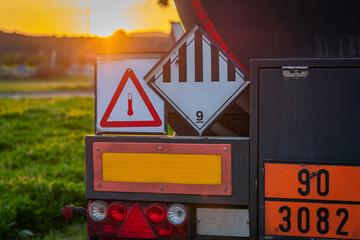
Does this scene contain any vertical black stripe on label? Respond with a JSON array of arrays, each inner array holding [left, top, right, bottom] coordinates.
[[211, 43, 219, 82], [179, 43, 187, 82], [195, 30, 203, 82], [150, 75, 155, 83], [227, 61, 236, 81], [163, 59, 171, 82]]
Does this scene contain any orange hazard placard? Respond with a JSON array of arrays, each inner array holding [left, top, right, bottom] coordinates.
[[265, 163, 360, 201], [264, 162, 360, 239], [265, 201, 360, 239]]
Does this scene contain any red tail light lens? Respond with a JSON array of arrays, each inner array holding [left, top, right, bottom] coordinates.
[[87, 201, 188, 239], [61, 206, 73, 219], [109, 203, 126, 223], [146, 205, 166, 224], [118, 204, 155, 239], [155, 225, 174, 237]]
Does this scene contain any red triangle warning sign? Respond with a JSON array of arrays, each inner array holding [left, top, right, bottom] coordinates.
[[100, 68, 162, 128], [118, 204, 155, 239]]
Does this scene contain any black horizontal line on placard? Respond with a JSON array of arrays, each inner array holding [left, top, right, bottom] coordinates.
[[265, 197, 360, 205]]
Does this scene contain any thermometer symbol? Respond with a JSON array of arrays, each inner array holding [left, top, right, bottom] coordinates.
[[127, 93, 134, 116]]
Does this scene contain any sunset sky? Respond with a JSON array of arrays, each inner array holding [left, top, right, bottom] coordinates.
[[0, 0, 180, 37]]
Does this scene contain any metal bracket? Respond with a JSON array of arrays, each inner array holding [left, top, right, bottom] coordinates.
[[282, 66, 308, 78]]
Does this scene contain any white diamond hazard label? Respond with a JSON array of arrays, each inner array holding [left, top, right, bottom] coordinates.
[[144, 25, 249, 135]]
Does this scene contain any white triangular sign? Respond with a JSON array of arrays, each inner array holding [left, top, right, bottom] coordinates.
[[96, 54, 166, 134]]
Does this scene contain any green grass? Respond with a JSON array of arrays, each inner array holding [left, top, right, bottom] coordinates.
[[0, 97, 174, 239], [33, 222, 87, 240], [0, 76, 93, 92], [0, 97, 93, 239]]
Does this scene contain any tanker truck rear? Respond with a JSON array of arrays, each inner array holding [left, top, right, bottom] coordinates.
[[62, 1, 360, 239]]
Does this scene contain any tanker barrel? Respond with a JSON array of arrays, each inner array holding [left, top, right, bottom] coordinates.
[[171, 0, 360, 137], [175, 0, 360, 72]]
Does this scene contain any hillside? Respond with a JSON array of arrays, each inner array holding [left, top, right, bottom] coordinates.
[[0, 30, 173, 67]]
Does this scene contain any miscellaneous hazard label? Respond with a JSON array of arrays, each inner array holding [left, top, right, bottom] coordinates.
[[264, 162, 360, 239], [144, 25, 249, 135]]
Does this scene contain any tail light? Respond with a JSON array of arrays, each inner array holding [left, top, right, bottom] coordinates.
[[61, 206, 73, 219], [89, 201, 107, 221], [87, 201, 188, 239], [109, 202, 126, 223], [146, 205, 166, 224], [117, 204, 155, 239], [167, 204, 186, 225]]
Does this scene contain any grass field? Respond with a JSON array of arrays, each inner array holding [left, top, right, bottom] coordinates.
[[0, 97, 174, 239], [0, 97, 93, 239], [33, 222, 87, 240], [0, 76, 93, 92]]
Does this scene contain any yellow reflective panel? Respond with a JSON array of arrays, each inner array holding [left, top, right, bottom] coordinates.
[[102, 153, 222, 185]]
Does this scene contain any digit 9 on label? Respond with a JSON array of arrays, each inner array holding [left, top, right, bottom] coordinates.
[[196, 111, 203, 123]]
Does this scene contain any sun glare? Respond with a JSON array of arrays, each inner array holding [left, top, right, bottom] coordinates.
[[89, 0, 180, 37], [0, 0, 179, 37]]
